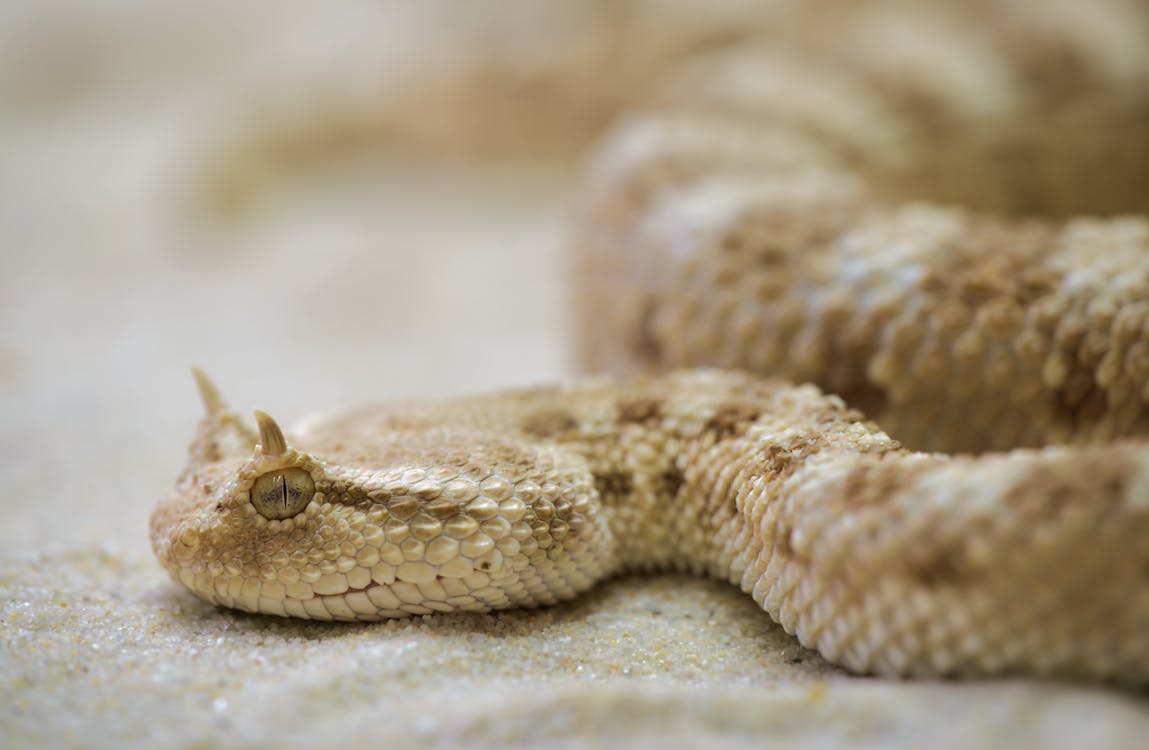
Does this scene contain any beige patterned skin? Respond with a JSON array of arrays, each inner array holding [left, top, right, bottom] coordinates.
[[559, 1, 1149, 680], [573, 0, 1149, 455], [152, 0, 1149, 683], [152, 370, 1149, 682]]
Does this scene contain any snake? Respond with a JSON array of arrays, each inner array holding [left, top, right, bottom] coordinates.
[[151, 0, 1149, 682]]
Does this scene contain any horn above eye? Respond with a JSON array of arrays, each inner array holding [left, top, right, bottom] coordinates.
[[251, 468, 315, 519], [254, 410, 288, 456]]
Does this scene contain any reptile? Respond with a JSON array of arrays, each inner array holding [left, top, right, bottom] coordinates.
[[152, 0, 1149, 682], [150, 368, 1149, 682]]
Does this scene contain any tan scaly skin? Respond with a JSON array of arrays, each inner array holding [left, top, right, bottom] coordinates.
[[572, 0, 1149, 455], [152, 0, 1149, 684], [151, 369, 1149, 683]]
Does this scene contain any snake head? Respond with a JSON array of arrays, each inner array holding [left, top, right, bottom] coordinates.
[[150, 372, 329, 613], [151, 373, 608, 621]]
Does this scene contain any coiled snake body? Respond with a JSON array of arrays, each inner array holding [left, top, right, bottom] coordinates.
[[152, 0, 1149, 682]]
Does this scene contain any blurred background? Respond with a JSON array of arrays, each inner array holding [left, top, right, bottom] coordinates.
[[7, 6, 1149, 750], [9, 0, 1146, 552], [0, 0, 779, 552]]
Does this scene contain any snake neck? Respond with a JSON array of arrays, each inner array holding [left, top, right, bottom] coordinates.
[[555, 384, 904, 579]]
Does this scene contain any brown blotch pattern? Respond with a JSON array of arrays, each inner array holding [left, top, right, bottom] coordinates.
[[921, 222, 1059, 307], [594, 471, 635, 500], [617, 397, 664, 426], [521, 409, 579, 439], [772, 524, 804, 563], [703, 403, 762, 442], [999, 454, 1132, 521], [659, 466, 685, 500], [907, 544, 980, 589], [750, 443, 809, 484], [837, 457, 934, 508]]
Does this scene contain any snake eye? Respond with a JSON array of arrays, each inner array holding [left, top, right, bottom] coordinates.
[[251, 468, 315, 519]]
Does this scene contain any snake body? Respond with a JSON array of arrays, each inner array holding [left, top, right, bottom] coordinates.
[[152, 0, 1149, 682], [574, 0, 1149, 454], [151, 369, 1149, 681]]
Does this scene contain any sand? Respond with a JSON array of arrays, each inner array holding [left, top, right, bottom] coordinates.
[[7, 548, 1148, 749], [2, 2, 1148, 748]]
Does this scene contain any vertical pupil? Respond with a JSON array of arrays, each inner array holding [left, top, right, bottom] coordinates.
[[252, 469, 314, 519]]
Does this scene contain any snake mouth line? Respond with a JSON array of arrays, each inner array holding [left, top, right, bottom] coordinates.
[[311, 576, 459, 612], [321, 581, 383, 599]]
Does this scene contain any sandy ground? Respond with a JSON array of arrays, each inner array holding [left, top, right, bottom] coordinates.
[[3, 2, 1149, 748]]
